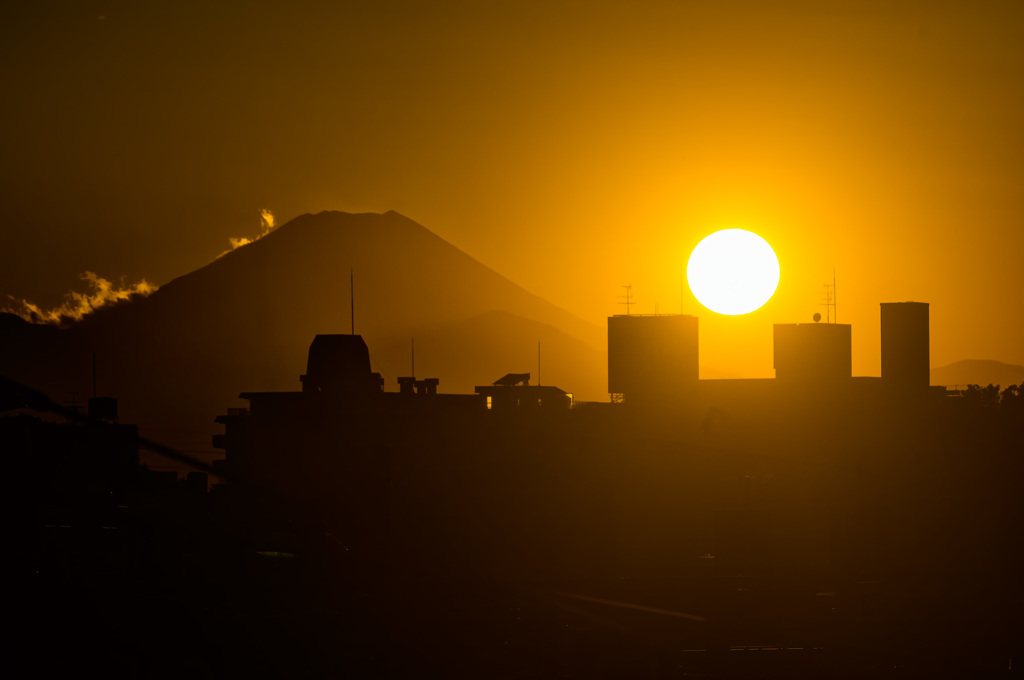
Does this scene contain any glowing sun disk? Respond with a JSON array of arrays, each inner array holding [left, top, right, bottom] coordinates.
[[687, 229, 780, 315]]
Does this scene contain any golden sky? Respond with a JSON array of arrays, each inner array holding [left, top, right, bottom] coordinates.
[[3, 1, 1024, 379]]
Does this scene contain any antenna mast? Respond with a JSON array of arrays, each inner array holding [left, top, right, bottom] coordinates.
[[833, 268, 837, 323], [822, 283, 834, 323], [619, 284, 634, 315]]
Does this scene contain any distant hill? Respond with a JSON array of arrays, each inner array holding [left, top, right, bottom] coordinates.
[[930, 359, 1024, 388], [0, 211, 606, 450]]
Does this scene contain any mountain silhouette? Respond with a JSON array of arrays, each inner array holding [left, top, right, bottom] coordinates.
[[0, 211, 604, 450], [930, 359, 1024, 389]]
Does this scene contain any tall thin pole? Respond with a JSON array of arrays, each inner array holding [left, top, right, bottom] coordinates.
[[350, 269, 355, 335], [833, 268, 837, 323], [619, 284, 633, 315]]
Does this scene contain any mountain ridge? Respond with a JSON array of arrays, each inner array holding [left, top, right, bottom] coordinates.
[[0, 211, 608, 449], [930, 359, 1024, 388]]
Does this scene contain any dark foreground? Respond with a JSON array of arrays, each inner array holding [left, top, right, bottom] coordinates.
[[8, 521, 1024, 679]]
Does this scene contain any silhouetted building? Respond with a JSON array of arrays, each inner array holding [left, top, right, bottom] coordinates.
[[773, 322, 852, 384], [397, 377, 440, 396], [300, 334, 384, 394], [881, 301, 930, 390], [607, 314, 698, 403], [221, 334, 484, 487], [215, 335, 602, 580], [475, 372, 572, 410]]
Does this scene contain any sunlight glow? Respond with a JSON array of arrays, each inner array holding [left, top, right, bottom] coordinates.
[[687, 229, 780, 316]]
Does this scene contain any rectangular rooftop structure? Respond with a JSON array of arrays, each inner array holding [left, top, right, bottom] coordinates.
[[773, 323, 852, 383], [881, 302, 930, 390], [608, 314, 698, 401]]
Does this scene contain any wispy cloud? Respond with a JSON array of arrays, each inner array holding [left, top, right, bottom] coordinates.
[[219, 208, 275, 257], [3, 271, 157, 326], [4, 208, 275, 326]]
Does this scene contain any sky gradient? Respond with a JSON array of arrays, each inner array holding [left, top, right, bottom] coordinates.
[[3, 0, 1023, 380]]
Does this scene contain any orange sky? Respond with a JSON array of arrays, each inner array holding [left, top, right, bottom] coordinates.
[[3, 1, 1023, 379]]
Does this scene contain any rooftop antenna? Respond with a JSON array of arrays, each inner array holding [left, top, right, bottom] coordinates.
[[619, 284, 634, 315], [833, 268, 837, 323], [822, 283, 834, 324], [350, 269, 355, 335]]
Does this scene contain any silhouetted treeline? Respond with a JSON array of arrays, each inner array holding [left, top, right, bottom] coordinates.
[[959, 381, 1024, 410]]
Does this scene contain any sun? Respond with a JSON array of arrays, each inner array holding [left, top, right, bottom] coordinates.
[[687, 229, 780, 315]]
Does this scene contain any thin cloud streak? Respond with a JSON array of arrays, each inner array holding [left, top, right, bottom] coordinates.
[[4, 209, 276, 326], [219, 209, 276, 258], [3, 271, 157, 326]]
